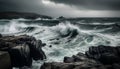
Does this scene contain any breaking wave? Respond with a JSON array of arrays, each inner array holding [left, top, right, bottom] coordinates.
[[0, 19, 120, 69]]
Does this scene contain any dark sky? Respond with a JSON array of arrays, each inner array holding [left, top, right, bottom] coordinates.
[[0, 0, 120, 17]]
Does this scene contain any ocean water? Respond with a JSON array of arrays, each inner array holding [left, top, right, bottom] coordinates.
[[0, 18, 120, 69]]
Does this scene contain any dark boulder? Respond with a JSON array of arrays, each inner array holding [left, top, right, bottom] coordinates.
[[0, 35, 46, 60], [0, 34, 2, 38], [64, 53, 87, 63], [26, 39, 46, 60], [0, 34, 46, 68], [85, 46, 120, 65], [8, 44, 32, 67], [64, 57, 74, 63]]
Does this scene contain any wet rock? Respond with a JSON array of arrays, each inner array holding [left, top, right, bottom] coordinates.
[[0, 34, 2, 38], [49, 45, 52, 48], [64, 57, 74, 63], [56, 38, 59, 40], [0, 34, 46, 68], [27, 40, 46, 60], [8, 44, 32, 67], [0, 35, 46, 60], [85, 46, 120, 64], [41, 45, 120, 69], [41, 62, 106, 69], [42, 43, 46, 47], [64, 53, 87, 63], [41, 52, 105, 69]]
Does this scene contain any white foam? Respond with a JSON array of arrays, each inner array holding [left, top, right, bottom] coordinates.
[[0, 20, 120, 69]]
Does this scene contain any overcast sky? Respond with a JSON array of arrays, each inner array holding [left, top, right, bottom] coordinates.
[[0, 0, 120, 17]]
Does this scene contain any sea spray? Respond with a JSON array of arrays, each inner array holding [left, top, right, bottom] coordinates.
[[0, 19, 120, 69]]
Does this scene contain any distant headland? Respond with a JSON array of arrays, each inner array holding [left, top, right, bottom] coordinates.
[[0, 11, 52, 19]]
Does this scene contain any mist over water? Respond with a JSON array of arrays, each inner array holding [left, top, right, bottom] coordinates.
[[0, 18, 120, 69]]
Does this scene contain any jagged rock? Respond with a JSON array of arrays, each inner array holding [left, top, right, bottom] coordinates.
[[41, 45, 120, 69], [8, 44, 32, 67], [27, 40, 46, 60], [85, 46, 120, 64], [64, 53, 87, 63], [40, 62, 106, 69], [41, 52, 105, 69], [0, 34, 46, 68]]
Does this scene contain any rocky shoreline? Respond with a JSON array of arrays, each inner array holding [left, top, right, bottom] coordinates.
[[0, 34, 120, 69], [41, 46, 120, 69], [0, 34, 46, 69]]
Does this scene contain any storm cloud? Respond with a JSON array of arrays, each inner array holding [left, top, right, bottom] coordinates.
[[0, 0, 42, 11], [0, 0, 120, 17], [50, 0, 120, 10]]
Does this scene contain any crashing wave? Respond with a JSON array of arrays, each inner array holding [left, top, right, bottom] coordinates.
[[0, 19, 120, 65]]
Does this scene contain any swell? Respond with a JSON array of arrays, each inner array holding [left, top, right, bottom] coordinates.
[[0, 19, 120, 69], [0, 19, 120, 62]]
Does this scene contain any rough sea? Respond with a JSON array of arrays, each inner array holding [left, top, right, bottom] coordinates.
[[0, 18, 120, 69]]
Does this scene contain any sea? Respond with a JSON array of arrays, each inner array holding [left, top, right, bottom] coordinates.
[[0, 18, 120, 69]]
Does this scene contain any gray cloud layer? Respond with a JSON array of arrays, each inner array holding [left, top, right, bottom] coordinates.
[[0, 0, 46, 12], [0, 0, 120, 17], [50, 0, 120, 10]]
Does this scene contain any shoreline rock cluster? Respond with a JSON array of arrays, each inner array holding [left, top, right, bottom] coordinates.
[[0, 34, 46, 69], [41, 46, 120, 69]]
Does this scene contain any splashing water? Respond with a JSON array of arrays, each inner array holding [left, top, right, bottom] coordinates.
[[0, 19, 120, 69]]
